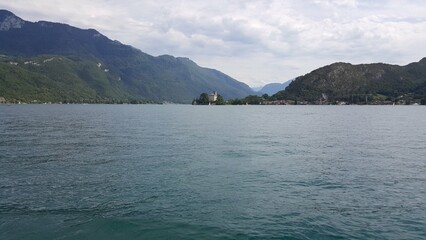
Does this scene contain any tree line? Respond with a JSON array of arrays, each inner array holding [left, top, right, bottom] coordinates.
[[193, 93, 271, 105]]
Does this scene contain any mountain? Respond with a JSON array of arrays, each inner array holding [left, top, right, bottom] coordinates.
[[0, 55, 134, 103], [273, 59, 426, 104], [258, 80, 292, 96], [0, 10, 254, 103], [251, 86, 263, 92]]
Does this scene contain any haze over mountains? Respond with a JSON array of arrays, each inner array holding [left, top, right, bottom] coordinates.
[[0, 10, 254, 103]]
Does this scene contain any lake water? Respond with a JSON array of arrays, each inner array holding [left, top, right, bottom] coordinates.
[[0, 105, 425, 239]]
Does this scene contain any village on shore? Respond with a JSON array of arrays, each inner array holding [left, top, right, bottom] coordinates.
[[192, 91, 424, 106]]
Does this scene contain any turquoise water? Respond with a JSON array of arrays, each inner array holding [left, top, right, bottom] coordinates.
[[1, 105, 425, 239]]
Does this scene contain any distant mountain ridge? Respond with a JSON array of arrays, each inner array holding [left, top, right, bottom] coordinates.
[[273, 59, 426, 104], [257, 80, 292, 96], [0, 10, 254, 103]]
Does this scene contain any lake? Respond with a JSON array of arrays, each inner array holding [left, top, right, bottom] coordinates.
[[0, 105, 425, 239]]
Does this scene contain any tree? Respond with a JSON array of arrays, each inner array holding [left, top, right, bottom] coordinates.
[[228, 98, 245, 105], [244, 95, 262, 105], [216, 95, 225, 105], [197, 93, 209, 105]]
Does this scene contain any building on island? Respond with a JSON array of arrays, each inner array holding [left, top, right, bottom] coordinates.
[[192, 91, 222, 105], [208, 91, 218, 103]]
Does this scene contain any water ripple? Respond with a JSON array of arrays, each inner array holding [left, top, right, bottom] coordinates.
[[1, 105, 425, 239]]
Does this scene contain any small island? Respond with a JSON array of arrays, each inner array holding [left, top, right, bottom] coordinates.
[[192, 91, 225, 105]]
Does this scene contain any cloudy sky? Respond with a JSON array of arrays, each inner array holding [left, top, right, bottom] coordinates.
[[1, 0, 426, 87]]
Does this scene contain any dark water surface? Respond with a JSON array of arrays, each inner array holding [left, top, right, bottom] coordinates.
[[1, 105, 425, 239]]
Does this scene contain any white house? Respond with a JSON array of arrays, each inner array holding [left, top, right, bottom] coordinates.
[[208, 91, 218, 102]]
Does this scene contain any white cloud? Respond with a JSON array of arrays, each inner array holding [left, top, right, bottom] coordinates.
[[1, 0, 426, 87], [314, 0, 359, 8]]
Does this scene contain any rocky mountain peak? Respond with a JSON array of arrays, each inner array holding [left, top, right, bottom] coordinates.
[[0, 10, 25, 31]]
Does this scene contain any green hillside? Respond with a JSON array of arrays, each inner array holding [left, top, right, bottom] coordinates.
[[0, 55, 134, 103], [273, 59, 426, 104]]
